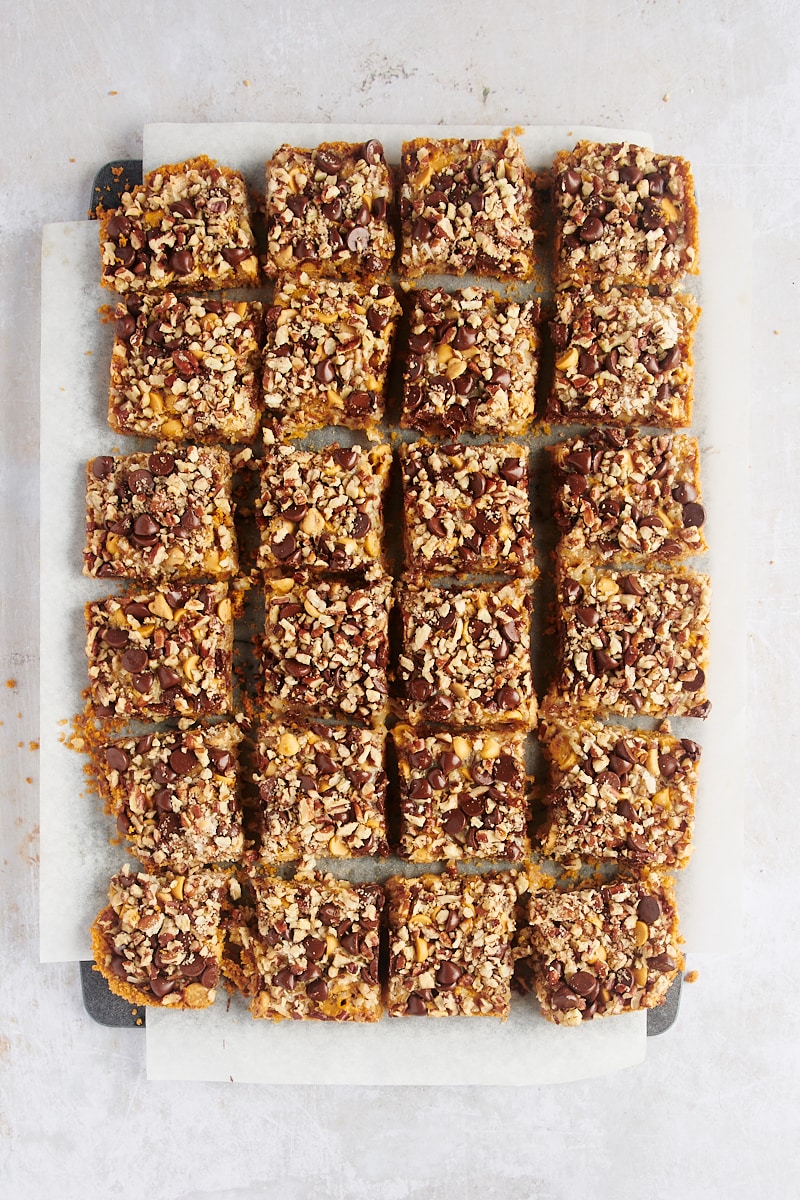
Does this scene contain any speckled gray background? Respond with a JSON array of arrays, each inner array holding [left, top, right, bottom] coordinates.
[[1, 1, 796, 1195]]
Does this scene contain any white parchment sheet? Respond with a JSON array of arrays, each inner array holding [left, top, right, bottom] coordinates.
[[40, 124, 748, 1083]]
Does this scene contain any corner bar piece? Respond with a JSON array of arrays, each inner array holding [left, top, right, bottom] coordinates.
[[398, 135, 537, 280], [97, 723, 244, 873], [265, 139, 395, 280], [546, 285, 699, 428], [223, 872, 384, 1021], [521, 875, 683, 1024], [538, 717, 700, 869], [254, 721, 388, 862], [552, 141, 699, 288], [84, 446, 238, 583], [108, 293, 263, 444], [400, 287, 539, 437], [261, 575, 392, 726], [392, 725, 529, 863], [100, 155, 259, 294], [262, 275, 400, 439], [396, 580, 536, 728], [85, 582, 234, 720], [385, 868, 527, 1017], [91, 865, 227, 1009], [548, 563, 710, 720], [257, 442, 391, 576], [550, 429, 707, 564], [400, 440, 535, 578]]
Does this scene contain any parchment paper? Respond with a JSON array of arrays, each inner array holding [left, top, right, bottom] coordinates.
[[40, 123, 748, 1083]]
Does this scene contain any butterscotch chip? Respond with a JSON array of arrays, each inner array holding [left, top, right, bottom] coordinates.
[[398, 135, 537, 280], [400, 439, 535, 577], [256, 442, 391, 575], [519, 875, 683, 1024], [223, 872, 384, 1021], [85, 582, 233, 721], [385, 869, 526, 1017], [83, 446, 238, 582], [552, 141, 699, 288], [265, 139, 395, 280], [537, 717, 700, 869], [108, 293, 263, 444], [550, 429, 707, 564], [396, 580, 536, 728], [261, 575, 392, 726], [262, 275, 400, 439], [97, 723, 244, 872], [100, 155, 259, 294], [254, 721, 388, 861], [91, 864, 227, 1009], [392, 725, 529, 862], [546, 285, 699, 427], [400, 287, 539, 437], [547, 563, 711, 720]]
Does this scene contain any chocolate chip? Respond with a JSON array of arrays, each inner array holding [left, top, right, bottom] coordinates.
[[91, 456, 114, 480], [552, 985, 581, 1011], [579, 216, 604, 243], [307, 978, 329, 1001], [576, 606, 600, 627], [272, 533, 297, 562], [409, 748, 433, 771], [179, 509, 201, 531], [106, 214, 131, 242], [286, 194, 309, 218], [647, 953, 676, 973], [372, 196, 387, 220], [426, 769, 446, 791], [149, 975, 175, 999], [347, 389, 374, 412], [406, 993, 428, 1015], [318, 904, 339, 926], [595, 770, 621, 795], [682, 668, 705, 693], [169, 749, 196, 776], [491, 366, 512, 388], [681, 738, 701, 761], [637, 895, 662, 925], [367, 305, 390, 333], [443, 809, 467, 835], [618, 164, 643, 185], [408, 678, 432, 702], [672, 481, 697, 504], [314, 751, 336, 776], [209, 748, 232, 773], [646, 171, 666, 197], [435, 961, 462, 988], [621, 574, 646, 596], [294, 239, 317, 262], [130, 514, 159, 547], [458, 793, 484, 818], [285, 659, 311, 679], [569, 970, 599, 1001], [132, 673, 152, 694], [413, 217, 433, 242], [683, 502, 706, 527], [274, 968, 295, 990], [321, 199, 343, 222], [626, 831, 649, 855], [121, 648, 148, 674], [346, 226, 369, 253], [304, 936, 326, 962], [578, 351, 599, 376], [114, 313, 136, 340], [426, 516, 447, 538], [559, 168, 582, 195], [127, 469, 154, 496], [500, 458, 524, 484], [617, 799, 636, 822], [200, 963, 220, 989], [659, 345, 681, 372], [641, 202, 663, 231], [655, 753, 677, 780], [352, 512, 371, 538], [152, 788, 172, 813], [169, 249, 194, 275], [664, 222, 679, 244], [105, 746, 130, 773], [432, 751, 459, 778], [408, 330, 434, 355], [496, 686, 520, 710], [329, 447, 358, 473], [427, 695, 454, 720], [316, 149, 341, 175], [148, 452, 175, 477], [314, 359, 335, 385]]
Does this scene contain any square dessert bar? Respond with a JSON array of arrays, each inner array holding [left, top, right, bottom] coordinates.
[[257, 442, 391, 576], [97, 722, 244, 873], [100, 155, 259, 295], [91, 864, 227, 1009], [385, 868, 526, 1017], [521, 875, 683, 1024], [398, 135, 537, 280], [400, 439, 535, 578], [396, 580, 536, 728], [84, 446, 238, 583], [401, 288, 540, 438], [548, 563, 711, 719], [224, 872, 384, 1021], [254, 721, 388, 861], [265, 139, 395, 279], [262, 275, 401, 439], [108, 293, 263, 444], [537, 717, 701, 870], [86, 582, 234, 720], [261, 575, 392, 726], [552, 141, 699, 287], [545, 285, 700, 428], [391, 725, 530, 863], [550, 429, 707, 564]]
